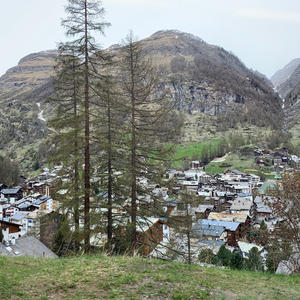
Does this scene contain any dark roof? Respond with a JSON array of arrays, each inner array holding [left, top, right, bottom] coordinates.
[[1, 187, 21, 195], [34, 196, 51, 205], [0, 236, 58, 258]]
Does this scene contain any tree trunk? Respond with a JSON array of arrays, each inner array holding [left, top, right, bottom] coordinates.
[[73, 59, 80, 251], [107, 88, 113, 250], [130, 42, 137, 253], [83, 0, 90, 253]]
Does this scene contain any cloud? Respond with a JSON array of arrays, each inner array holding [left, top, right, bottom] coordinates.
[[236, 8, 300, 23]]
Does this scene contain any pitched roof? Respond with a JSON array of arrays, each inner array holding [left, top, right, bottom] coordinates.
[[208, 212, 248, 223], [1, 187, 21, 195], [0, 236, 58, 258], [230, 198, 253, 211], [193, 219, 240, 238]]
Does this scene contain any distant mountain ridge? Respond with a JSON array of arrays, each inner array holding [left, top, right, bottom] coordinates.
[[0, 30, 283, 171], [271, 58, 300, 95]]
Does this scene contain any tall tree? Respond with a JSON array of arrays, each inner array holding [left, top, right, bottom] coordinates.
[[269, 172, 300, 273], [62, 0, 110, 252], [119, 32, 175, 252], [48, 50, 83, 251]]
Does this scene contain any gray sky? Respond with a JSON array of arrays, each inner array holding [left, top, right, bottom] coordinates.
[[1, 0, 300, 78]]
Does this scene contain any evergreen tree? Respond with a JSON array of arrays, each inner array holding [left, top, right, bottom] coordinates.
[[48, 50, 84, 251], [245, 247, 264, 271], [217, 245, 232, 266], [230, 251, 243, 269], [118, 32, 175, 252], [59, 0, 110, 252]]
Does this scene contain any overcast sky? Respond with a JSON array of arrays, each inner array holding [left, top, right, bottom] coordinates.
[[1, 0, 300, 78]]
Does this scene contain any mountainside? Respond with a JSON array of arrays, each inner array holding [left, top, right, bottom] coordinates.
[[0, 50, 56, 169], [276, 63, 300, 99], [124, 30, 282, 119], [0, 30, 283, 172], [1, 255, 300, 300], [271, 58, 300, 91]]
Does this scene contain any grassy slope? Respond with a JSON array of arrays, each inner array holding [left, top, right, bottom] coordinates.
[[171, 138, 222, 168], [1, 255, 300, 300]]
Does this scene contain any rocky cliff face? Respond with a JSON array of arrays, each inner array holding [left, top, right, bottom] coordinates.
[[120, 30, 282, 121]]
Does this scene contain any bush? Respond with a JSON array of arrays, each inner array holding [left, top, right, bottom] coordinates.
[[217, 245, 232, 267], [230, 251, 244, 269], [198, 248, 216, 264], [245, 247, 264, 272]]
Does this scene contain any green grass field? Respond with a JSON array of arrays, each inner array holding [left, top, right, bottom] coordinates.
[[205, 153, 275, 179], [1, 255, 299, 300], [171, 139, 223, 168]]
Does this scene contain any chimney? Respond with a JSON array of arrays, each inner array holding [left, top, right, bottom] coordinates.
[[11, 237, 16, 245]]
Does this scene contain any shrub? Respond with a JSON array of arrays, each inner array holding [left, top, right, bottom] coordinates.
[[217, 245, 232, 267], [198, 248, 216, 264]]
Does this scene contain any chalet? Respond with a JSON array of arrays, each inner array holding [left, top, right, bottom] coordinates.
[[34, 196, 57, 211], [221, 170, 246, 182], [194, 205, 215, 219], [192, 219, 240, 247], [40, 211, 61, 250], [33, 182, 50, 196], [1, 187, 23, 203], [254, 196, 273, 224], [0, 219, 22, 242], [208, 212, 250, 236], [190, 161, 201, 169], [230, 197, 255, 218], [136, 217, 169, 256]]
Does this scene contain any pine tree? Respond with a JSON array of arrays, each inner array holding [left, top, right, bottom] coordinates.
[[118, 32, 175, 252], [61, 0, 110, 252], [48, 50, 83, 251]]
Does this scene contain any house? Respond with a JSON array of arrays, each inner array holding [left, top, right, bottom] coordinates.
[[190, 161, 201, 169], [34, 196, 58, 211], [230, 197, 254, 218], [194, 205, 215, 219], [192, 219, 240, 247], [0, 235, 58, 258], [208, 212, 250, 236], [1, 187, 23, 203], [238, 241, 264, 259], [291, 155, 300, 169], [254, 196, 273, 224], [0, 219, 23, 242], [136, 217, 170, 256], [40, 211, 61, 250]]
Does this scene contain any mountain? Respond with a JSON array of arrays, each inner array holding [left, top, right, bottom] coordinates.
[[271, 58, 300, 97], [0, 50, 56, 169], [0, 30, 283, 172]]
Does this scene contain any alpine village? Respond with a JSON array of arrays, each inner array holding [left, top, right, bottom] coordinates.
[[1, 1, 300, 299]]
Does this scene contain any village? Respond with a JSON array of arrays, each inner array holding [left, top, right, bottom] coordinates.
[[0, 148, 299, 273]]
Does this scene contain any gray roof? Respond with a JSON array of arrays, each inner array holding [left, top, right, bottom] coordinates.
[[1, 188, 21, 195], [0, 236, 58, 258], [193, 219, 240, 238]]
